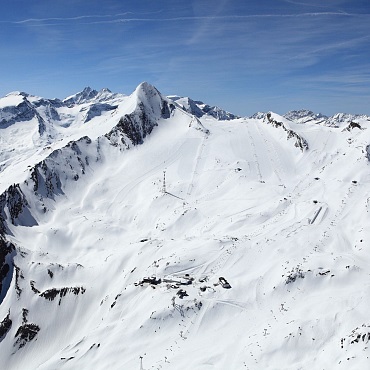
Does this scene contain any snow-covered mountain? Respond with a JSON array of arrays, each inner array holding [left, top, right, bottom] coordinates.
[[0, 83, 370, 369], [283, 109, 328, 125], [284, 109, 370, 128], [168, 95, 239, 120]]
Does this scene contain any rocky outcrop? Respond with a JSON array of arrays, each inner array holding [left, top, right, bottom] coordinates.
[[13, 309, 40, 349], [14, 323, 40, 349], [83, 103, 118, 123], [39, 286, 86, 305], [33, 98, 62, 125], [342, 121, 363, 132], [266, 113, 309, 151], [0, 237, 15, 304], [0, 311, 12, 342], [106, 106, 156, 146], [0, 184, 35, 231]]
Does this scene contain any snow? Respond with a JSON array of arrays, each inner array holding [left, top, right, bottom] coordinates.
[[0, 83, 370, 369], [0, 93, 26, 109]]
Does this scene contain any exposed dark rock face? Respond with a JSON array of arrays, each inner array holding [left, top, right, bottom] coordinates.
[[135, 277, 162, 286], [125, 103, 155, 145], [0, 237, 15, 301], [83, 103, 118, 123], [106, 114, 147, 146], [366, 145, 370, 161], [30, 161, 62, 196], [0, 184, 33, 229], [104, 118, 129, 148], [12, 307, 40, 349], [187, 99, 209, 118], [30, 281, 40, 294], [14, 264, 24, 298], [14, 323, 40, 349], [285, 266, 305, 284], [161, 100, 173, 119], [0, 311, 12, 342], [32, 98, 63, 124], [266, 113, 309, 151], [39, 286, 86, 305], [342, 121, 363, 132]]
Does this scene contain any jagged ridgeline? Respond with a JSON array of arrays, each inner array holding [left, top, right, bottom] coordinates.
[[0, 81, 369, 369]]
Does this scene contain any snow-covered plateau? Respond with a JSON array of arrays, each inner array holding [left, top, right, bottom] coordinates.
[[1, 82, 370, 369]]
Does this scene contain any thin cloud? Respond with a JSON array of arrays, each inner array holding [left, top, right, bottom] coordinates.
[[14, 13, 133, 24], [282, 0, 345, 11], [0, 10, 163, 25], [2, 12, 370, 26]]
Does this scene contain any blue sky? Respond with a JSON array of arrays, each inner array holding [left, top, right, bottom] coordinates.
[[1, 0, 369, 116]]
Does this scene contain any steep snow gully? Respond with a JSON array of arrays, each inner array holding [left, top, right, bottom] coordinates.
[[1, 82, 370, 369]]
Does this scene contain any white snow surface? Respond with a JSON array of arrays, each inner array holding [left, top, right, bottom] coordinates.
[[0, 93, 26, 109], [0, 83, 370, 370]]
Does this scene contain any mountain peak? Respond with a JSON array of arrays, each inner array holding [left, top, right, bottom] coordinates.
[[168, 95, 239, 120], [131, 82, 170, 118], [99, 87, 111, 94], [284, 109, 328, 124], [134, 81, 160, 100], [5, 91, 29, 98], [0, 92, 29, 109], [63, 87, 99, 105]]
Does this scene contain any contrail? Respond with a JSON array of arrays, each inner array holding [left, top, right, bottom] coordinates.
[[0, 10, 163, 25], [2, 11, 369, 26], [14, 12, 133, 24]]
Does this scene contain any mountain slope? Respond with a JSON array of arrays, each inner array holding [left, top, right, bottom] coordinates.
[[0, 83, 370, 369]]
